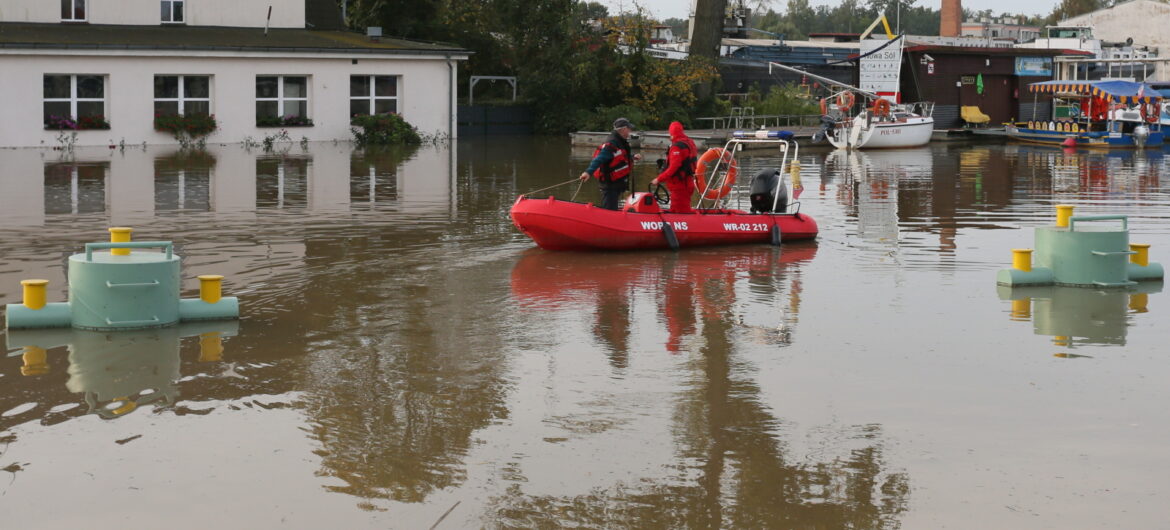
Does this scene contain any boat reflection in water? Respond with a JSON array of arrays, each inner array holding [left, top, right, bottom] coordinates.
[[511, 244, 817, 356], [505, 244, 913, 527], [998, 284, 1161, 349], [6, 321, 238, 418]]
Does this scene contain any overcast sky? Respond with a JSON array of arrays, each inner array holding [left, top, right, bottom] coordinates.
[[601, 0, 1064, 22]]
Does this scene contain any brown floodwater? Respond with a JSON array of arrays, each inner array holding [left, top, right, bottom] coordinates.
[[1, 137, 1168, 528]]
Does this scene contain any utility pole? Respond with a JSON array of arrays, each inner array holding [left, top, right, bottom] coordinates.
[[690, 0, 727, 99]]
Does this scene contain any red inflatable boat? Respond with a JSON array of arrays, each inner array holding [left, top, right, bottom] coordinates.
[[510, 193, 818, 251]]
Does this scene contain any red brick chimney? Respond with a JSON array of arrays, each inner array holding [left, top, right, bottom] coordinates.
[[940, 0, 961, 37]]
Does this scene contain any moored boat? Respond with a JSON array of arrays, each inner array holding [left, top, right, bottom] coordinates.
[[1006, 79, 1164, 148]]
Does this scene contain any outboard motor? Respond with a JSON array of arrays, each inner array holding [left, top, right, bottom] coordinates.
[[811, 114, 835, 144], [749, 169, 788, 213]]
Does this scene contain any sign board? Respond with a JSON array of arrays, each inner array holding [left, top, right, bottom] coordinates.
[[1015, 56, 1053, 76], [859, 38, 902, 103]]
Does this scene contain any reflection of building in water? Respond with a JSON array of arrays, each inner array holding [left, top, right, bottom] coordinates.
[[4, 321, 237, 419], [998, 284, 1161, 348], [0, 144, 452, 221], [0, 144, 455, 300]]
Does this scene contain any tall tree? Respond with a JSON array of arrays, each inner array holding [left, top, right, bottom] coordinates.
[[690, 0, 728, 99]]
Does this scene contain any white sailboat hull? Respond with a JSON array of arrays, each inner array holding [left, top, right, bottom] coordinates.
[[829, 116, 935, 149]]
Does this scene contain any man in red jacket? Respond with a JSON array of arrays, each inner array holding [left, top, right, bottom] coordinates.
[[651, 121, 697, 213]]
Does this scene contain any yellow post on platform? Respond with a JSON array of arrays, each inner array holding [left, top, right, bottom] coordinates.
[[198, 274, 224, 304], [1012, 249, 1033, 272], [1053, 335, 1071, 347], [1130, 243, 1150, 267], [1055, 205, 1074, 228], [21, 346, 49, 376], [109, 227, 133, 256], [21, 279, 49, 310]]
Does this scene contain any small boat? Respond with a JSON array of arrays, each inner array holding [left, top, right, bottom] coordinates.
[[1006, 80, 1165, 148], [511, 131, 818, 251], [819, 94, 935, 150]]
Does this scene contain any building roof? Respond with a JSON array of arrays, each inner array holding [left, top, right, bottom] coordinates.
[[904, 43, 1092, 56], [0, 23, 469, 56]]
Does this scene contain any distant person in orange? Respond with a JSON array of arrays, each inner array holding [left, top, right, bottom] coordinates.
[[650, 121, 697, 213]]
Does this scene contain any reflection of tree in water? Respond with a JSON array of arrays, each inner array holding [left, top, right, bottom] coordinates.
[[297, 234, 512, 504], [490, 250, 909, 528]]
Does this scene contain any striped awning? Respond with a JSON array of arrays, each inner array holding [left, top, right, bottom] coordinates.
[[1028, 80, 1161, 104]]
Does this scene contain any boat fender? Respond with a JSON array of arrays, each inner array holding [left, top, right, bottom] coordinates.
[[658, 214, 680, 251], [770, 224, 782, 246]]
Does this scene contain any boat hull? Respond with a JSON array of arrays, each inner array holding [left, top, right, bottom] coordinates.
[[510, 196, 818, 251], [1006, 125, 1165, 148], [828, 117, 935, 149]]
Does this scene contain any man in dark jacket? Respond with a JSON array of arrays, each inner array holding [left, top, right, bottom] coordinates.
[[650, 121, 698, 213], [579, 117, 641, 210]]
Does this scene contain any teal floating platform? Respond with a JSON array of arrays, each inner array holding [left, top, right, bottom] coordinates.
[[4, 231, 239, 331], [998, 212, 1163, 288]]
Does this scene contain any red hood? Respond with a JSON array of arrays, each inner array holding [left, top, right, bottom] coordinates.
[[669, 121, 685, 139]]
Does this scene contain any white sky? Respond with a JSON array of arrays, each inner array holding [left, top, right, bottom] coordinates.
[[603, 0, 1064, 22]]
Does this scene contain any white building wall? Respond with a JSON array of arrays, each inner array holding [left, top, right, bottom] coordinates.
[[0, 51, 457, 147], [1062, 0, 1170, 53], [0, 0, 306, 28]]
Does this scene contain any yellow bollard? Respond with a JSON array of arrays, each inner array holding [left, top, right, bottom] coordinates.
[[1055, 205, 1074, 228], [109, 227, 133, 256], [1130, 243, 1150, 267], [1130, 293, 1149, 313], [198, 274, 224, 304], [1012, 249, 1033, 272], [21, 346, 49, 376], [1053, 335, 1071, 347], [199, 332, 225, 362], [21, 279, 49, 310], [1010, 298, 1031, 320]]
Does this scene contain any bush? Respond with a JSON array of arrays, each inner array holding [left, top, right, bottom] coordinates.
[[45, 114, 110, 130], [154, 113, 217, 138], [350, 113, 422, 146], [257, 115, 314, 127]]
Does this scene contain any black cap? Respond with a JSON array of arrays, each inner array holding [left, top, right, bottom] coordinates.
[[613, 117, 636, 130]]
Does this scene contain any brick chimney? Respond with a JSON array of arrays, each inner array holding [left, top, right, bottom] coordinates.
[[940, 0, 961, 37]]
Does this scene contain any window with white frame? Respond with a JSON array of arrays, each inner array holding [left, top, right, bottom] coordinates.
[[349, 75, 399, 116], [256, 76, 311, 125], [154, 75, 210, 115], [61, 0, 87, 21], [43, 75, 107, 129], [161, 0, 185, 23]]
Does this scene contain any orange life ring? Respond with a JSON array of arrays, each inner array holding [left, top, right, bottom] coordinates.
[[694, 148, 738, 201], [836, 92, 856, 113], [1142, 101, 1159, 124], [871, 98, 891, 117]]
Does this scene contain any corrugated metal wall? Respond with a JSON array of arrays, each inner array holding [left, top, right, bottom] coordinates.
[[1018, 101, 1051, 123]]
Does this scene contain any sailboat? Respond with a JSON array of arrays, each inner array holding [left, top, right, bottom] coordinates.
[[770, 16, 935, 150]]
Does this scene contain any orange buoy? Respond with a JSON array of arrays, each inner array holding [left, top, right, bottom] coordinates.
[[837, 91, 856, 113], [695, 148, 738, 201], [871, 98, 891, 117]]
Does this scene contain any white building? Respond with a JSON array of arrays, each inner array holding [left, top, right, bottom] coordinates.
[[0, 0, 469, 147], [1060, 0, 1169, 55]]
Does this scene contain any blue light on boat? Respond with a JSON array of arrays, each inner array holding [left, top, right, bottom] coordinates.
[[732, 130, 794, 139]]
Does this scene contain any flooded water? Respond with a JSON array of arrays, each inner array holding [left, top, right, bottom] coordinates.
[[1, 137, 1168, 529]]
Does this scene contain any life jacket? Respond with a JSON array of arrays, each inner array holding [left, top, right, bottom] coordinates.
[[662, 140, 696, 181], [591, 141, 631, 181]]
